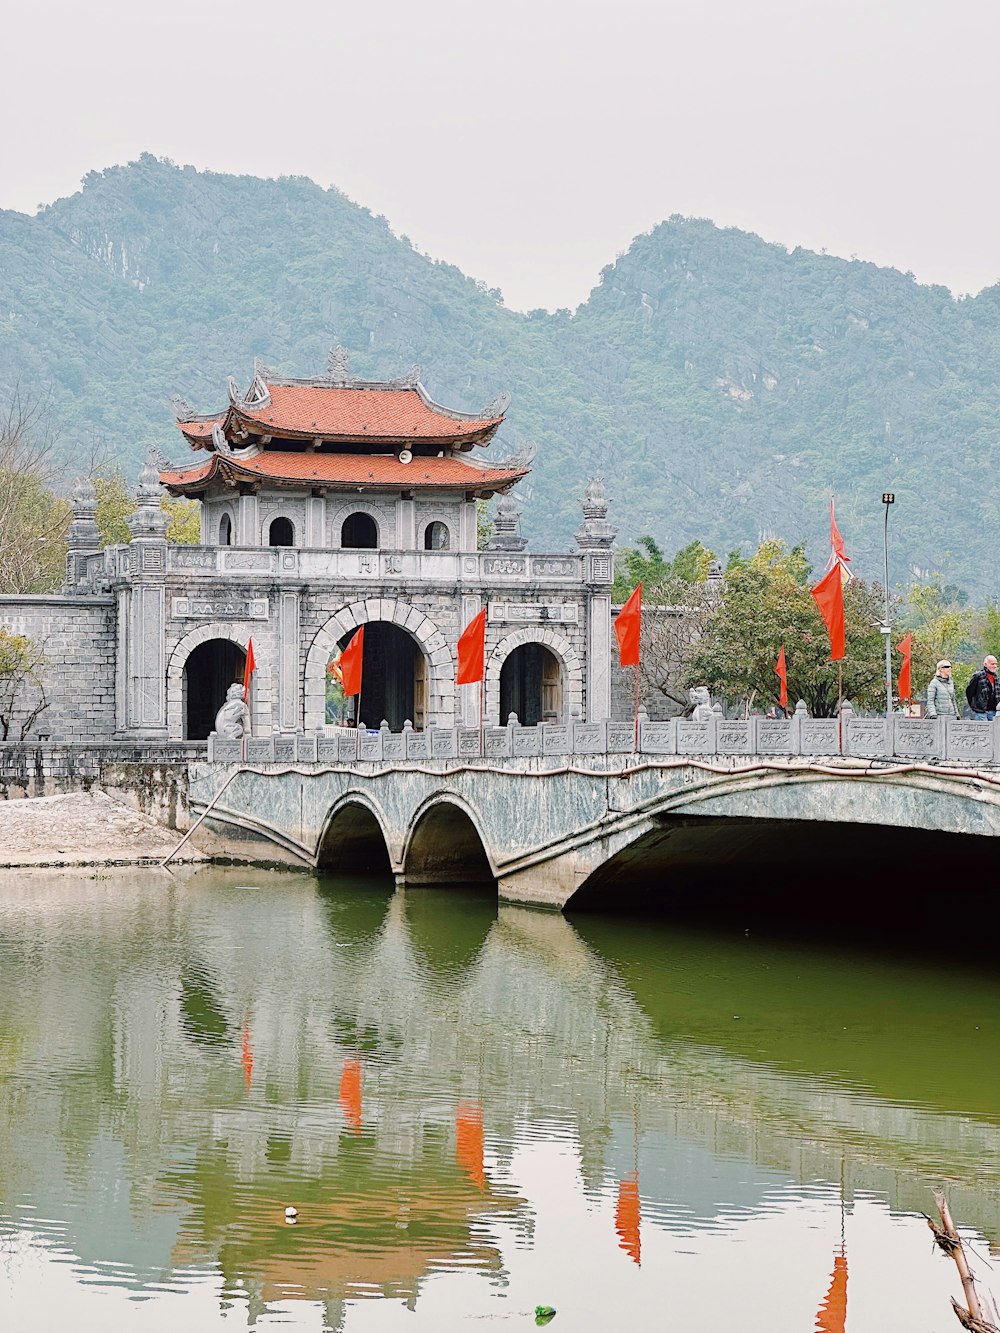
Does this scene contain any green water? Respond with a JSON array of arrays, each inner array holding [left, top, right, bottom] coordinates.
[[0, 866, 997, 1332]]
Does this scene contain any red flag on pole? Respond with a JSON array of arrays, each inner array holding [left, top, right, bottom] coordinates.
[[896, 632, 913, 702], [830, 499, 850, 570], [457, 608, 487, 685], [242, 637, 256, 702], [338, 626, 365, 697], [775, 645, 788, 710], [811, 564, 846, 661], [615, 584, 642, 667]]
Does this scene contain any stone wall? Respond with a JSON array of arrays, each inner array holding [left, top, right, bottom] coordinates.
[[0, 596, 116, 743]]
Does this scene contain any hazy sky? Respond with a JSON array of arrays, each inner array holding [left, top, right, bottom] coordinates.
[[4, 0, 1000, 313]]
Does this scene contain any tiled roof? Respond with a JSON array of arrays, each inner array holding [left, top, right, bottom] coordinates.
[[177, 384, 504, 445], [160, 451, 527, 493]]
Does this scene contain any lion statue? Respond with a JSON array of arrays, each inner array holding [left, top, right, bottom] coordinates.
[[214, 682, 250, 739], [688, 686, 714, 722]]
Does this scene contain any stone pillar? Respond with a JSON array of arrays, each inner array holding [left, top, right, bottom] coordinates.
[[120, 452, 169, 738], [237, 486, 258, 545], [397, 496, 416, 550], [65, 477, 103, 591], [574, 480, 617, 722], [279, 591, 301, 731], [306, 493, 326, 547], [460, 594, 484, 727], [459, 497, 477, 553]]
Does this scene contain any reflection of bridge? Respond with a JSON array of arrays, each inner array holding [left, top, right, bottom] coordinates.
[[192, 713, 1000, 910]]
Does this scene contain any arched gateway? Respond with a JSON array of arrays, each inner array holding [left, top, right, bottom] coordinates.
[[42, 349, 616, 745]]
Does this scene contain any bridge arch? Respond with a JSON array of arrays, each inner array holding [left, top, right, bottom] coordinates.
[[167, 625, 273, 740], [316, 791, 394, 874], [304, 600, 454, 731], [487, 628, 583, 725], [402, 793, 496, 889]]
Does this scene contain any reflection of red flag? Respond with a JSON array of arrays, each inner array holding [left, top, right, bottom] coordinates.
[[615, 1173, 641, 1265], [615, 584, 642, 667], [897, 632, 913, 702], [242, 637, 256, 703], [815, 1253, 848, 1333], [811, 564, 845, 661], [456, 1101, 486, 1189], [457, 609, 487, 685], [775, 645, 788, 709], [240, 1017, 253, 1091], [339, 1058, 362, 1131], [338, 627, 364, 698]]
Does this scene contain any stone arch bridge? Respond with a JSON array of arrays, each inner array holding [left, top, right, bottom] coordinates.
[[189, 726, 1000, 912]]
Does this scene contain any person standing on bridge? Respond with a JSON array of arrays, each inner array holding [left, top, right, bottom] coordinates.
[[966, 655, 1000, 720], [926, 661, 959, 719]]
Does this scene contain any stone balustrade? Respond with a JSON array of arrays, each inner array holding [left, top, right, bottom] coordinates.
[[207, 705, 1000, 767]]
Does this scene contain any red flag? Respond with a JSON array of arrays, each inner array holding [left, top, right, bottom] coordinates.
[[897, 632, 913, 702], [240, 1016, 253, 1092], [811, 564, 845, 661], [815, 1253, 848, 1333], [242, 637, 256, 703], [615, 584, 642, 667], [830, 499, 850, 568], [338, 626, 364, 698], [775, 645, 788, 710], [457, 608, 487, 685], [615, 1173, 641, 1265]]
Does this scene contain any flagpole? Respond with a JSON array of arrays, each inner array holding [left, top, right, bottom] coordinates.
[[838, 663, 843, 753], [633, 662, 640, 751], [479, 675, 485, 755]]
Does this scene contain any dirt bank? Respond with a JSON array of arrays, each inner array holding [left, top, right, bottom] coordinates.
[[0, 790, 208, 868]]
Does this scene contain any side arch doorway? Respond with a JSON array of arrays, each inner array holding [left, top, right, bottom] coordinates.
[[334, 623, 426, 731], [499, 642, 562, 726], [184, 639, 246, 740]]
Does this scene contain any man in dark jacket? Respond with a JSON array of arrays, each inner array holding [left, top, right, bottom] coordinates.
[[966, 655, 1000, 719]]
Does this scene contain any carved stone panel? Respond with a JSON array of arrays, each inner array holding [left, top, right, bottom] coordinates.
[[212, 739, 242, 763], [338, 732, 359, 762], [245, 738, 275, 763], [273, 737, 296, 763], [529, 557, 577, 578], [639, 722, 676, 755], [756, 720, 792, 754], [358, 733, 383, 761], [431, 728, 458, 759], [458, 728, 482, 758], [382, 734, 405, 761], [542, 724, 571, 755], [484, 727, 511, 757], [488, 601, 578, 623], [945, 721, 995, 762], [317, 738, 340, 763], [573, 722, 606, 754], [676, 721, 713, 754], [845, 719, 887, 759], [172, 597, 269, 620], [483, 556, 527, 577], [717, 721, 752, 754], [798, 720, 839, 755], [607, 722, 635, 753], [225, 552, 273, 570], [513, 728, 542, 757], [173, 549, 219, 569], [405, 731, 429, 761], [893, 719, 942, 759]]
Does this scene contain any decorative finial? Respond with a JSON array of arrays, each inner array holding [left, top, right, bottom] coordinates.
[[170, 393, 198, 422], [327, 345, 351, 384], [487, 493, 528, 552], [574, 478, 617, 549], [480, 390, 511, 420]]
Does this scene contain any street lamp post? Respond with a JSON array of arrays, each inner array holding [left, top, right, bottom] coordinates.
[[882, 493, 895, 719]]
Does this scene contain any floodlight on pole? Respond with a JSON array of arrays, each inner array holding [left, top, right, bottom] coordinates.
[[882, 493, 895, 719]]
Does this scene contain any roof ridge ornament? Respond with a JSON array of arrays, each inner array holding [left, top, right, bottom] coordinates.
[[327, 345, 351, 385], [480, 390, 511, 421], [170, 393, 198, 422], [388, 364, 421, 389], [212, 422, 233, 456], [253, 355, 271, 379]]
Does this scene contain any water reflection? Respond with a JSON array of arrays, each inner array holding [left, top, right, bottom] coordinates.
[[0, 866, 997, 1332]]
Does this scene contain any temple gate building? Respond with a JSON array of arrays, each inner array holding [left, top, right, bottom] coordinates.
[[14, 351, 618, 744]]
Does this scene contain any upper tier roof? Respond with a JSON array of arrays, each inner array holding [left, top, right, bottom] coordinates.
[[173, 355, 509, 451]]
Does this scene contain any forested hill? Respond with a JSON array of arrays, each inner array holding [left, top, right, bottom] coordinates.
[[1, 153, 998, 597]]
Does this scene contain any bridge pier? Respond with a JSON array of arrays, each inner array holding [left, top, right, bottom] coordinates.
[[497, 850, 600, 912]]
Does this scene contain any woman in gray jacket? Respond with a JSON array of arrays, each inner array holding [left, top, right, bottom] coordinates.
[[926, 660, 959, 717]]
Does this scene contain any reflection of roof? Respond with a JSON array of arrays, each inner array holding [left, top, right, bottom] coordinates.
[[160, 451, 527, 496], [177, 380, 506, 448]]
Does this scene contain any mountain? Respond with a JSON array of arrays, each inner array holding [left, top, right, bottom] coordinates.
[[1, 153, 997, 597]]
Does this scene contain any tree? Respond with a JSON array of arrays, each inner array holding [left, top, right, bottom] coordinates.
[[688, 540, 895, 716], [0, 628, 48, 740], [0, 391, 70, 593]]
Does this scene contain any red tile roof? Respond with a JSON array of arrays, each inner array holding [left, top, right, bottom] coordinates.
[[177, 383, 504, 446], [160, 451, 527, 494]]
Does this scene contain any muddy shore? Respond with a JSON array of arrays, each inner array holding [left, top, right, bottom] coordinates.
[[0, 790, 208, 868]]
